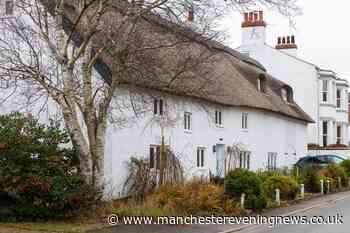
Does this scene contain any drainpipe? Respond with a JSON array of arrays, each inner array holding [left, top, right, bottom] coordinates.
[[316, 69, 321, 155]]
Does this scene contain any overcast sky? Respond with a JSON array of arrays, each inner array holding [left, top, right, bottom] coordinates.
[[221, 0, 350, 80]]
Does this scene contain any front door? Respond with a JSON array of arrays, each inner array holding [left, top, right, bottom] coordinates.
[[216, 144, 225, 177]]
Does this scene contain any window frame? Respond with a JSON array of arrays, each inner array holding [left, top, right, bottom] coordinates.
[[215, 109, 223, 126], [241, 112, 248, 129], [337, 124, 342, 144], [322, 121, 328, 147], [196, 147, 205, 168], [267, 152, 277, 171], [0, 79, 9, 89], [336, 89, 341, 109], [322, 80, 328, 103], [239, 151, 251, 170], [184, 112, 192, 131], [153, 98, 164, 116], [257, 77, 265, 93], [149, 145, 161, 170], [5, 0, 14, 16]]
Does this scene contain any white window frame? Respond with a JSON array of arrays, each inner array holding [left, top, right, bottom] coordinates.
[[0, 79, 9, 89], [257, 78, 265, 92], [215, 109, 223, 126], [184, 112, 192, 131], [5, 0, 14, 16], [239, 151, 251, 170], [196, 147, 205, 168], [267, 152, 277, 171], [281, 88, 288, 102], [241, 112, 248, 129], [149, 145, 160, 170], [336, 89, 341, 109], [322, 120, 328, 147], [336, 124, 342, 144], [322, 80, 328, 103], [153, 98, 164, 116]]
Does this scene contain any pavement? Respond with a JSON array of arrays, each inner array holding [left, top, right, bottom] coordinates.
[[89, 190, 350, 233]]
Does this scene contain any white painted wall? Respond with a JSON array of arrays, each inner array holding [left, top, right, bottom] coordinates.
[[103, 88, 308, 199], [238, 43, 319, 144], [238, 25, 349, 148]]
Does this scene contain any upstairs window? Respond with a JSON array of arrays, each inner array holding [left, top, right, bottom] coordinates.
[[215, 109, 222, 126], [257, 76, 266, 93], [196, 147, 205, 167], [153, 98, 164, 116], [322, 80, 328, 102], [0, 79, 9, 89], [184, 112, 192, 131], [281, 88, 288, 102], [241, 113, 248, 129], [5, 1, 14, 15], [336, 89, 341, 108]]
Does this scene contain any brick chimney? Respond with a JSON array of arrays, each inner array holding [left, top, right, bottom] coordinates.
[[241, 11, 267, 46], [275, 35, 298, 56]]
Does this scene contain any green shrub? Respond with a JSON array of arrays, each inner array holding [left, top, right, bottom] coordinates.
[[263, 175, 299, 200], [299, 166, 323, 193], [340, 160, 350, 176], [0, 113, 100, 220], [325, 164, 348, 187], [151, 181, 232, 215], [225, 169, 266, 210]]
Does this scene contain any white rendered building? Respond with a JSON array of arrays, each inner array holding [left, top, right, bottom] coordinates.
[[0, 2, 313, 198], [237, 11, 349, 155]]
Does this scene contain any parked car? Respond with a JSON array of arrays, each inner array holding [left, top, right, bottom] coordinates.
[[295, 154, 346, 168]]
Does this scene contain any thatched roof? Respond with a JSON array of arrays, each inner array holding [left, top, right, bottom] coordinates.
[[47, 1, 314, 123]]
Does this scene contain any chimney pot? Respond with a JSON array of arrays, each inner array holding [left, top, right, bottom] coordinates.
[[249, 12, 253, 21], [244, 12, 249, 22], [291, 35, 295, 44], [259, 11, 263, 21], [287, 36, 291, 44], [254, 12, 258, 21]]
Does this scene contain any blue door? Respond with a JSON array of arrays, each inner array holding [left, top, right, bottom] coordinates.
[[216, 144, 225, 177]]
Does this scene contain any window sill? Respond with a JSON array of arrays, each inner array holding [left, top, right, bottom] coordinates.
[[184, 130, 192, 134], [241, 129, 249, 133], [216, 124, 224, 129]]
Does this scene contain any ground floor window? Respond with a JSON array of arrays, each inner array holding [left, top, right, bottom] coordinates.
[[239, 151, 250, 170], [267, 152, 277, 171], [197, 147, 205, 167], [150, 145, 160, 169], [322, 121, 328, 147], [337, 124, 342, 144]]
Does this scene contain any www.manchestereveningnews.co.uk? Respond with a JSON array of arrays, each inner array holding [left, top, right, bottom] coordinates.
[[107, 214, 343, 227]]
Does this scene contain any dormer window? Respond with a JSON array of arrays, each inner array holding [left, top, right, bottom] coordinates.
[[281, 86, 293, 103], [257, 75, 266, 93], [281, 88, 288, 102]]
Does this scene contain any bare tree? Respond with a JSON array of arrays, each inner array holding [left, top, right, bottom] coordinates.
[[0, 0, 301, 190]]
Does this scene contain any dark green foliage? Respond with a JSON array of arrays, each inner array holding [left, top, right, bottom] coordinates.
[[0, 113, 100, 220], [225, 169, 266, 210], [325, 163, 348, 187], [263, 175, 299, 200], [298, 166, 322, 193], [340, 160, 350, 176]]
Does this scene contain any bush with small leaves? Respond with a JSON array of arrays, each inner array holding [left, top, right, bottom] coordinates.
[[0, 113, 100, 220]]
